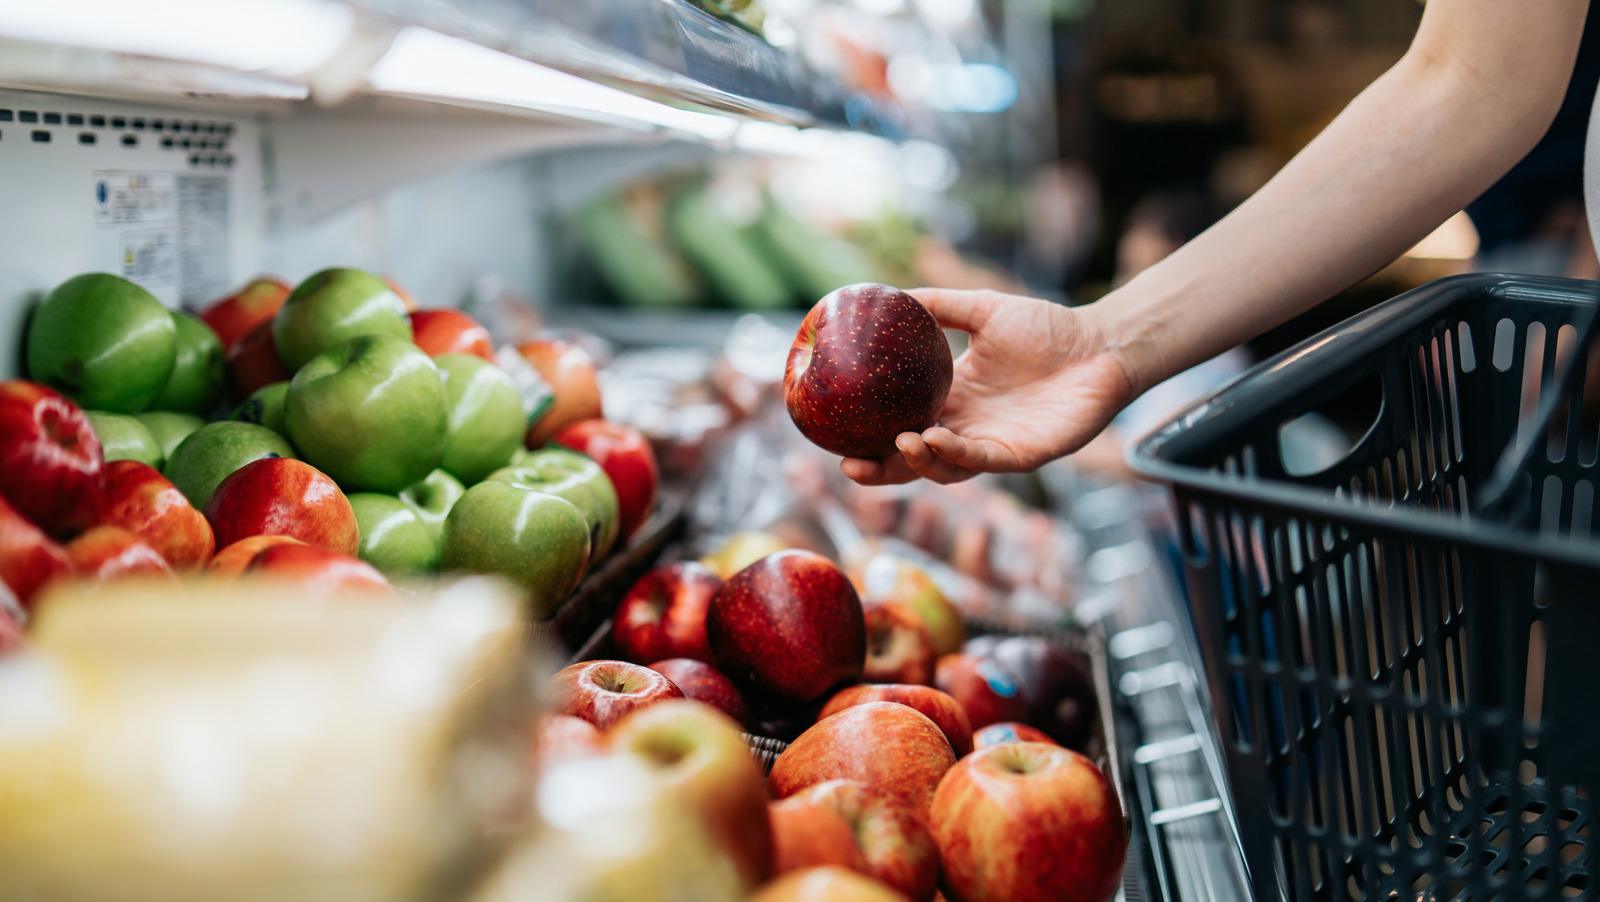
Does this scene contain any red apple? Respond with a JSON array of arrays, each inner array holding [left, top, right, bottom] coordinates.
[[930, 743, 1126, 902], [770, 796, 869, 875], [819, 684, 972, 757], [934, 653, 1028, 730], [516, 339, 602, 447], [553, 419, 659, 541], [226, 319, 292, 397], [986, 636, 1096, 748], [862, 601, 936, 685], [0, 381, 103, 538], [647, 658, 747, 725], [204, 458, 358, 556], [200, 277, 291, 353], [612, 561, 720, 664], [783, 284, 952, 460], [707, 550, 864, 701], [751, 866, 912, 902], [64, 526, 176, 583], [973, 722, 1058, 750], [245, 543, 392, 596], [97, 460, 215, 569], [206, 534, 305, 579], [0, 493, 73, 610], [533, 713, 605, 771], [553, 659, 684, 730], [409, 308, 495, 362], [0, 604, 23, 654], [610, 700, 773, 890], [771, 701, 955, 819], [772, 780, 939, 902]]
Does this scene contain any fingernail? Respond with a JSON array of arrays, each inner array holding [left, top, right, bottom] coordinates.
[[896, 433, 918, 454]]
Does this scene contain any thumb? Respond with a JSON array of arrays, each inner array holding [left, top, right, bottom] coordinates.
[[905, 288, 999, 334]]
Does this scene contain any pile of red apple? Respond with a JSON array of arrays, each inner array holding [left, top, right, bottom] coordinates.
[[541, 542, 1126, 902], [0, 268, 662, 634]]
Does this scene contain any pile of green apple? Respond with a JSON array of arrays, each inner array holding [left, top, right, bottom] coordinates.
[[2, 268, 658, 620]]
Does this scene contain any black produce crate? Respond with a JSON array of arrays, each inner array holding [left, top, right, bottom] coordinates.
[[1129, 274, 1600, 901]]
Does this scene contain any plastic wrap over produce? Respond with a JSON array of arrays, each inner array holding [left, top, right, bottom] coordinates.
[[0, 577, 536, 902]]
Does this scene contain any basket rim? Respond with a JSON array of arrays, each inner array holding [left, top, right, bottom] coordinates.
[[1127, 272, 1600, 569]]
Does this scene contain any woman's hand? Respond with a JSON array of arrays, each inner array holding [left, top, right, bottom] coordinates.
[[841, 288, 1138, 485]]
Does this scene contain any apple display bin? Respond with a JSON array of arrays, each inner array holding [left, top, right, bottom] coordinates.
[[1127, 274, 1600, 901]]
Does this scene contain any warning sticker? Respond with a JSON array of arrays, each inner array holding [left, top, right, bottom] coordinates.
[[95, 171, 177, 226], [121, 229, 177, 283]]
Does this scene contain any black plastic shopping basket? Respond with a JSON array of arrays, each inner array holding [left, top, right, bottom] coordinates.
[[1129, 274, 1600, 901]]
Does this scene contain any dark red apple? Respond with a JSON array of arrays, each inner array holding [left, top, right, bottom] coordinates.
[[226, 319, 292, 397], [783, 284, 952, 460], [771, 780, 939, 902], [204, 458, 358, 556], [554, 418, 659, 541], [245, 543, 393, 596], [0, 381, 103, 538], [613, 561, 720, 664], [553, 659, 684, 730], [931, 743, 1126, 902], [934, 653, 1028, 730], [707, 550, 865, 701], [987, 636, 1096, 748], [200, 277, 291, 353], [770, 701, 955, 819], [97, 460, 215, 570], [533, 713, 605, 771], [206, 534, 305, 580], [0, 493, 73, 610], [862, 601, 936, 685], [973, 722, 1058, 749], [746, 691, 826, 743], [64, 526, 176, 583], [409, 308, 495, 362], [819, 684, 973, 757], [648, 658, 747, 725]]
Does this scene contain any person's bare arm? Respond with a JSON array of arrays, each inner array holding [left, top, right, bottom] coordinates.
[[846, 0, 1590, 485]]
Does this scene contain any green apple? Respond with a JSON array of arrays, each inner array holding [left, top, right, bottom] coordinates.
[[135, 411, 204, 462], [434, 353, 524, 486], [233, 381, 290, 437], [489, 447, 618, 566], [86, 411, 163, 468], [162, 421, 296, 508], [440, 480, 591, 618], [148, 311, 225, 414], [285, 334, 448, 493], [26, 273, 176, 412], [349, 492, 439, 574], [273, 268, 411, 371], [399, 468, 465, 540]]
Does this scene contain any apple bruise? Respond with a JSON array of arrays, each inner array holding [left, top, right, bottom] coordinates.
[[784, 284, 953, 460]]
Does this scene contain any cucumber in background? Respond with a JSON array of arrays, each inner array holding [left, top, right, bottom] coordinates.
[[575, 195, 698, 309], [752, 201, 886, 301], [666, 185, 791, 311]]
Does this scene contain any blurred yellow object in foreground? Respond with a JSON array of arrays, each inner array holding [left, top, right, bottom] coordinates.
[[0, 576, 536, 902]]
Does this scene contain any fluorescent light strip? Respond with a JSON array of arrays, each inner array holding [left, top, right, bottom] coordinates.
[[368, 28, 740, 140]]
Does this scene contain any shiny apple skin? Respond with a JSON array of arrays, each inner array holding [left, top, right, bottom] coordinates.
[[245, 543, 392, 596], [553, 659, 684, 730], [770, 796, 869, 876], [819, 684, 973, 757], [784, 284, 952, 460], [554, 418, 660, 542], [97, 460, 215, 569], [64, 526, 176, 583], [205, 534, 305, 580], [516, 339, 602, 447], [707, 549, 865, 701], [613, 561, 720, 664], [0, 381, 103, 538], [533, 713, 605, 772], [0, 494, 73, 610], [409, 308, 496, 362], [862, 600, 936, 685], [934, 653, 1029, 730], [771, 701, 955, 819], [200, 277, 291, 353], [988, 636, 1096, 748], [930, 743, 1126, 902], [776, 780, 939, 902], [972, 722, 1058, 750], [751, 865, 913, 902], [226, 319, 293, 398], [204, 458, 359, 556], [647, 658, 747, 725]]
